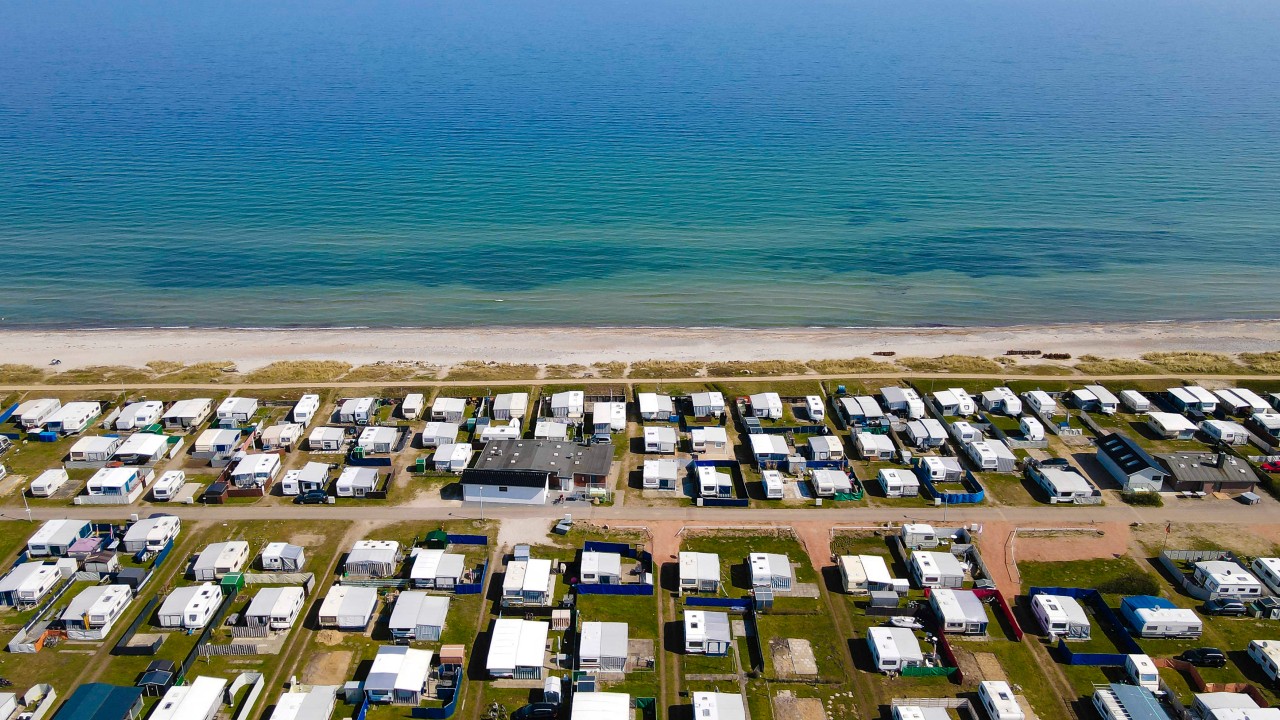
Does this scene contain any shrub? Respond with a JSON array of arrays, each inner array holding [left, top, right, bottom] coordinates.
[[1120, 490, 1163, 507], [1095, 572, 1160, 597]]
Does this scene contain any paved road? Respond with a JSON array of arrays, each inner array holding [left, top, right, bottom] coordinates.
[[2, 372, 1277, 392], [0, 499, 1262, 526]]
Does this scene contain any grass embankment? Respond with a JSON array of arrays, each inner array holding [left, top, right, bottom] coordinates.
[[242, 361, 353, 383], [627, 361, 706, 380], [896, 355, 1006, 374], [1141, 351, 1248, 374], [340, 362, 438, 383], [443, 361, 541, 381], [806, 358, 896, 375], [1073, 355, 1159, 375], [705, 361, 810, 377]]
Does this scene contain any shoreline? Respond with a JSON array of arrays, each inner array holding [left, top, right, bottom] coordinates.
[[1, 319, 1278, 371]]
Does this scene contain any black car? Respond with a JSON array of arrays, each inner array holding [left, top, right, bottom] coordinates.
[[511, 703, 559, 720], [294, 490, 329, 504], [1203, 598, 1248, 616], [1179, 647, 1228, 667]]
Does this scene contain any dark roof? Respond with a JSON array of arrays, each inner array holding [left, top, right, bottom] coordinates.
[[1158, 452, 1257, 490], [1101, 684, 1167, 720], [52, 683, 144, 720], [145, 659, 177, 673], [1096, 433, 1163, 475], [460, 468, 553, 489], [472, 439, 612, 479]]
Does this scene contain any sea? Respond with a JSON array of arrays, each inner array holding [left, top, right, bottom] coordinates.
[[1, 0, 1278, 329]]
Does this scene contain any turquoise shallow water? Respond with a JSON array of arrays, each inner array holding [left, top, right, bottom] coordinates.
[[1, 0, 1278, 328]]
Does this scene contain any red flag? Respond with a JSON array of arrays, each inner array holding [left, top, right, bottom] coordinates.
[[1165, 523, 1172, 534]]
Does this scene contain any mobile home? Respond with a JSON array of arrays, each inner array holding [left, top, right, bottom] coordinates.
[[150, 676, 227, 720], [691, 391, 725, 418], [579, 621, 629, 672], [292, 394, 322, 424], [157, 583, 222, 629], [1200, 420, 1250, 446], [1031, 594, 1091, 639], [216, 397, 259, 427], [980, 387, 1022, 416], [533, 420, 569, 441], [1022, 390, 1057, 416], [68, 435, 121, 463], [86, 466, 153, 502], [1247, 640, 1280, 684], [807, 435, 844, 461], [550, 390, 585, 419], [280, 462, 328, 496], [431, 396, 467, 423], [61, 584, 132, 640], [950, 420, 983, 444], [388, 592, 450, 642], [364, 646, 432, 705], [486, 618, 549, 679], [122, 515, 181, 553], [116, 401, 164, 431], [909, 550, 964, 589], [1147, 412, 1197, 440], [0, 562, 62, 607], [493, 393, 529, 421], [690, 426, 728, 453], [866, 626, 924, 673], [161, 398, 213, 430], [684, 610, 731, 655], [1120, 596, 1202, 638], [191, 541, 250, 581], [113, 433, 169, 464], [336, 466, 380, 497], [930, 588, 989, 635], [1120, 390, 1151, 413], [933, 388, 976, 416], [1019, 416, 1045, 442], [259, 423, 303, 451], [344, 540, 400, 577], [502, 558, 554, 607], [338, 397, 377, 425], [761, 470, 784, 499], [856, 432, 896, 461], [317, 585, 378, 629], [230, 453, 280, 489], [356, 425, 397, 454], [638, 392, 675, 421], [433, 443, 472, 472], [679, 552, 720, 593], [401, 393, 425, 420], [905, 419, 947, 449], [978, 681, 1025, 720], [581, 551, 623, 584], [748, 553, 793, 590], [261, 542, 306, 572], [308, 426, 346, 452], [810, 468, 854, 497], [45, 402, 101, 434], [1194, 560, 1262, 598], [644, 426, 678, 454], [245, 586, 305, 630], [409, 548, 466, 590], [17, 398, 60, 429], [1168, 386, 1217, 414], [29, 468, 71, 497], [593, 401, 627, 434], [881, 387, 925, 419], [642, 458, 679, 490]]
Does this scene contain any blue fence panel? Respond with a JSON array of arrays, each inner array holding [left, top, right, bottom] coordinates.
[[917, 473, 986, 505], [0, 403, 18, 424], [758, 424, 828, 436], [806, 459, 849, 470], [353, 698, 370, 720], [1, 432, 21, 441], [34, 431, 59, 442], [579, 583, 654, 596], [150, 538, 175, 568], [700, 498, 751, 508], [1028, 586, 1142, 654], [347, 456, 393, 467], [445, 534, 489, 546], [583, 541, 633, 556], [1059, 643, 1129, 666], [684, 597, 752, 611], [454, 559, 488, 595], [692, 459, 738, 468]]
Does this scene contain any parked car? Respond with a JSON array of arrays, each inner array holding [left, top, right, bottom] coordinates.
[[1179, 647, 1228, 668], [294, 489, 329, 505], [1202, 599, 1248, 617], [1262, 461, 1280, 473], [512, 703, 560, 720]]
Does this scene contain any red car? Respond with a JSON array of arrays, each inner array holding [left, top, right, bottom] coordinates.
[[1262, 461, 1280, 473]]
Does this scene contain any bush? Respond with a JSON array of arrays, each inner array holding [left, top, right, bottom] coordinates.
[[1095, 572, 1160, 597], [1120, 490, 1163, 507]]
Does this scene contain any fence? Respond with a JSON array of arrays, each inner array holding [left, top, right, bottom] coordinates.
[[698, 497, 751, 508], [973, 588, 1023, 640], [1027, 586, 1142, 661], [354, 697, 370, 720], [916, 467, 986, 505], [578, 541, 655, 595], [0, 402, 17, 424], [445, 534, 489, 546], [347, 455, 394, 468], [1157, 550, 1240, 601], [578, 583, 653, 596], [684, 597, 752, 611], [455, 559, 488, 595], [112, 597, 163, 656], [201, 643, 261, 657], [228, 673, 265, 720], [933, 630, 963, 683], [902, 665, 956, 677], [178, 584, 241, 683]]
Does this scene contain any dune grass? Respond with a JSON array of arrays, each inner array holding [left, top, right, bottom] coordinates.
[[704, 360, 810, 376], [1141, 351, 1247, 374], [805, 357, 896, 374], [895, 354, 1004, 374], [340, 362, 437, 382], [542, 362, 627, 379], [1073, 355, 1159, 375], [151, 360, 238, 383], [51, 365, 154, 384], [1239, 352, 1280, 374], [0, 364, 48, 384], [627, 360, 705, 379], [443, 360, 540, 381], [1003, 362, 1077, 376], [242, 360, 352, 383]]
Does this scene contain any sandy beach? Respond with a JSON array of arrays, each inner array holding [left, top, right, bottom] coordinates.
[[1, 320, 1278, 371]]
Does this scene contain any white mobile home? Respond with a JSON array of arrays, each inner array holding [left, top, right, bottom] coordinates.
[[45, 402, 101, 434], [978, 681, 1026, 720], [261, 542, 306, 572], [980, 387, 1022, 416], [839, 396, 886, 425], [1220, 388, 1271, 415], [877, 468, 919, 497], [933, 388, 976, 416], [593, 401, 627, 434], [881, 387, 925, 419], [808, 430, 849, 458], [1247, 640, 1280, 684], [749, 433, 789, 469], [308, 426, 346, 452], [697, 465, 733, 498], [433, 442, 473, 472], [550, 390, 585, 419], [336, 466, 380, 497], [866, 626, 924, 673], [1147, 412, 1197, 440], [692, 693, 747, 720], [191, 541, 250, 581], [679, 552, 720, 594], [292, 394, 322, 424], [839, 555, 892, 594], [216, 397, 258, 427], [158, 583, 222, 629], [401, 393, 425, 420], [1031, 594, 1091, 639], [1028, 462, 1096, 503], [905, 418, 947, 449], [151, 676, 227, 720], [492, 393, 529, 420], [61, 584, 132, 640], [116, 401, 164, 431], [691, 391, 725, 418], [901, 523, 939, 548], [259, 423, 303, 451], [1022, 390, 1057, 416], [478, 425, 519, 442], [162, 398, 213, 429], [338, 397, 377, 425], [27, 519, 91, 557], [271, 687, 338, 720], [930, 588, 989, 635], [317, 585, 378, 629], [909, 551, 964, 589], [638, 393, 675, 421], [365, 646, 433, 705], [581, 551, 623, 585], [1125, 654, 1161, 692], [345, 540, 400, 577], [749, 553, 793, 590], [1200, 420, 1249, 446], [17, 398, 60, 429], [1019, 416, 1045, 442], [502, 558, 554, 607], [357, 425, 398, 454], [580, 621, 629, 672], [0, 562, 62, 607], [1194, 560, 1262, 598], [1083, 385, 1120, 414], [245, 586, 305, 630], [642, 458, 679, 490], [86, 466, 153, 502], [762, 470, 784, 499], [68, 435, 121, 463], [1168, 386, 1217, 413], [1121, 596, 1202, 638], [230, 453, 281, 489], [280, 462, 328, 496], [950, 420, 983, 444], [805, 395, 825, 421], [810, 468, 853, 497], [409, 549, 466, 590], [431, 396, 466, 423], [533, 420, 569, 441], [1120, 390, 1151, 413], [29, 468, 71, 497], [749, 392, 784, 420], [388, 592, 450, 642], [122, 515, 181, 553], [1252, 558, 1280, 594], [194, 428, 242, 456], [690, 426, 728, 453], [684, 610, 732, 655], [856, 431, 896, 461], [644, 426, 678, 454], [486, 618, 549, 679], [113, 433, 169, 464]]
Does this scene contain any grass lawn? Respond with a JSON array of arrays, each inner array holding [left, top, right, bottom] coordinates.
[[680, 530, 817, 593], [955, 637, 1062, 719], [1017, 556, 1153, 594], [754, 611, 848, 684]]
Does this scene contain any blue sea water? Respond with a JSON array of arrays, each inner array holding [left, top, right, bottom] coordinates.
[[1, 0, 1278, 328]]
